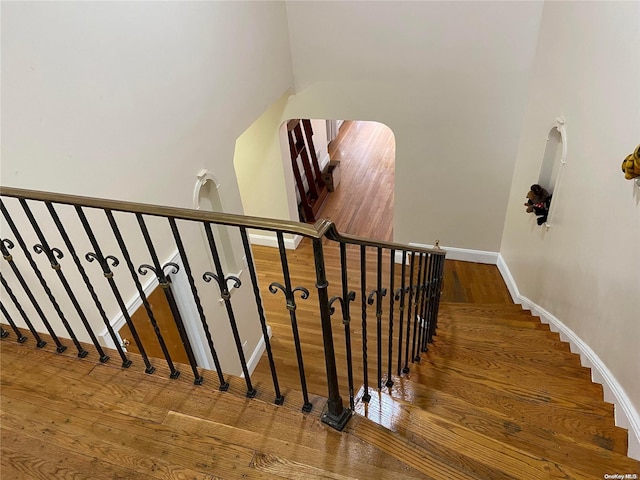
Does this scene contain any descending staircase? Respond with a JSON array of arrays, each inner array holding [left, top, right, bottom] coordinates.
[[348, 302, 640, 479], [3, 301, 638, 479]]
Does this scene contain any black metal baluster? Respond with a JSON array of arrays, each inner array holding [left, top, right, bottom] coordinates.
[[203, 221, 256, 398], [328, 242, 356, 410], [360, 245, 370, 402], [0, 301, 27, 343], [268, 232, 310, 410], [403, 252, 416, 374], [427, 255, 442, 344], [133, 213, 188, 381], [367, 247, 387, 390], [76, 206, 154, 374], [240, 227, 282, 404], [46, 202, 129, 366], [0, 273, 44, 346], [21, 199, 107, 360], [386, 249, 395, 388], [313, 237, 351, 430], [414, 254, 425, 358], [395, 251, 407, 376], [1, 201, 67, 352], [169, 218, 228, 391], [412, 253, 426, 362], [409, 253, 423, 363], [430, 256, 445, 340], [421, 254, 435, 352], [341, 242, 356, 410]]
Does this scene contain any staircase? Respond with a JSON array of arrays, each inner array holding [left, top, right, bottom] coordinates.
[[349, 302, 639, 479], [3, 298, 638, 479], [1, 185, 638, 477]]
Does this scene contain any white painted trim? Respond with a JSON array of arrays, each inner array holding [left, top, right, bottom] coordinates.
[[409, 242, 499, 265], [497, 254, 640, 460], [249, 232, 302, 250], [541, 117, 567, 230], [242, 325, 272, 378]]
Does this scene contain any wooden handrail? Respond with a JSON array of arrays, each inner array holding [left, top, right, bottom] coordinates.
[[0, 186, 445, 256]]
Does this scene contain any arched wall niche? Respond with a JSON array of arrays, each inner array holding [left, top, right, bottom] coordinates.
[[193, 169, 240, 274], [538, 116, 567, 228]]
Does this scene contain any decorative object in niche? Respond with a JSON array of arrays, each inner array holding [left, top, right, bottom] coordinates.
[[538, 117, 567, 228], [621, 144, 640, 181], [524, 184, 552, 226]]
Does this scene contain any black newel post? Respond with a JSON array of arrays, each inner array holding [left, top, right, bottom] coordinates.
[[312, 238, 351, 431]]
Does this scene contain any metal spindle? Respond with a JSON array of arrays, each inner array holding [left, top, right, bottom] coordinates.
[[47, 202, 130, 366], [0, 301, 27, 342], [360, 245, 371, 402], [339, 242, 356, 410], [268, 232, 310, 410], [421, 254, 435, 352], [21, 199, 107, 360], [403, 252, 416, 373], [169, 218, 228, 391], [367, 247, 387, 389], [240, 227, 282, 404], [1, 201, 66, 351], [76, 206, 155, 374], [430, 256, 445, 339], [395, 251, 407, 376], [313, 237, 351, 431], [412, 253, 425, 362], [0, 274, 44, 346], [132, 213, 185, 380], [386, 249, 395, 387], [427, 255, 441, 344], [203, 222, 256, 398]]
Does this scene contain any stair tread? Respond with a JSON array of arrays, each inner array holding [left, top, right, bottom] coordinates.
[[353, 388, 639, 478], [439, 312, 549, 328], [0, 339, 427, 479], [346, 415, 480, 479], [381, 368, 628, 453]]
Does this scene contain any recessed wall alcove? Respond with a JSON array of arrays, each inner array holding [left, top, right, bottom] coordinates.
[[193, 169, 240, 275], [538, 117, 567, 228]]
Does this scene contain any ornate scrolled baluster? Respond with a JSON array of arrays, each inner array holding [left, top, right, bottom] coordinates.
[[270, 231, 312, 412], [0, 200, 67, 352], [78, 205, 153, 373], [203, 220, 255, 398]]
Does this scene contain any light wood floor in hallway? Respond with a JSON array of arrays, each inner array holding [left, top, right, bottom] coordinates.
[[1, 121, 638, 478]]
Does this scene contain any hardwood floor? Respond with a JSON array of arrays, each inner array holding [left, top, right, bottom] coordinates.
[[1, 120, 638, 478], [323, 120, 395, 242]]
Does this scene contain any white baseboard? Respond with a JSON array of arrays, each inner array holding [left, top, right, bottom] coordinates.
[[409, 242, 499, 265], [249, 233, 302, 250], [243, 325, 272, 378], [497, 254, 640, 460]]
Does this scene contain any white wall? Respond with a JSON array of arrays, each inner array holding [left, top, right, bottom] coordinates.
[[500, 1, 640, 455], [283, 1, 543, 251], [234, 91, 298, 222], [1, 1, 294, 375]]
